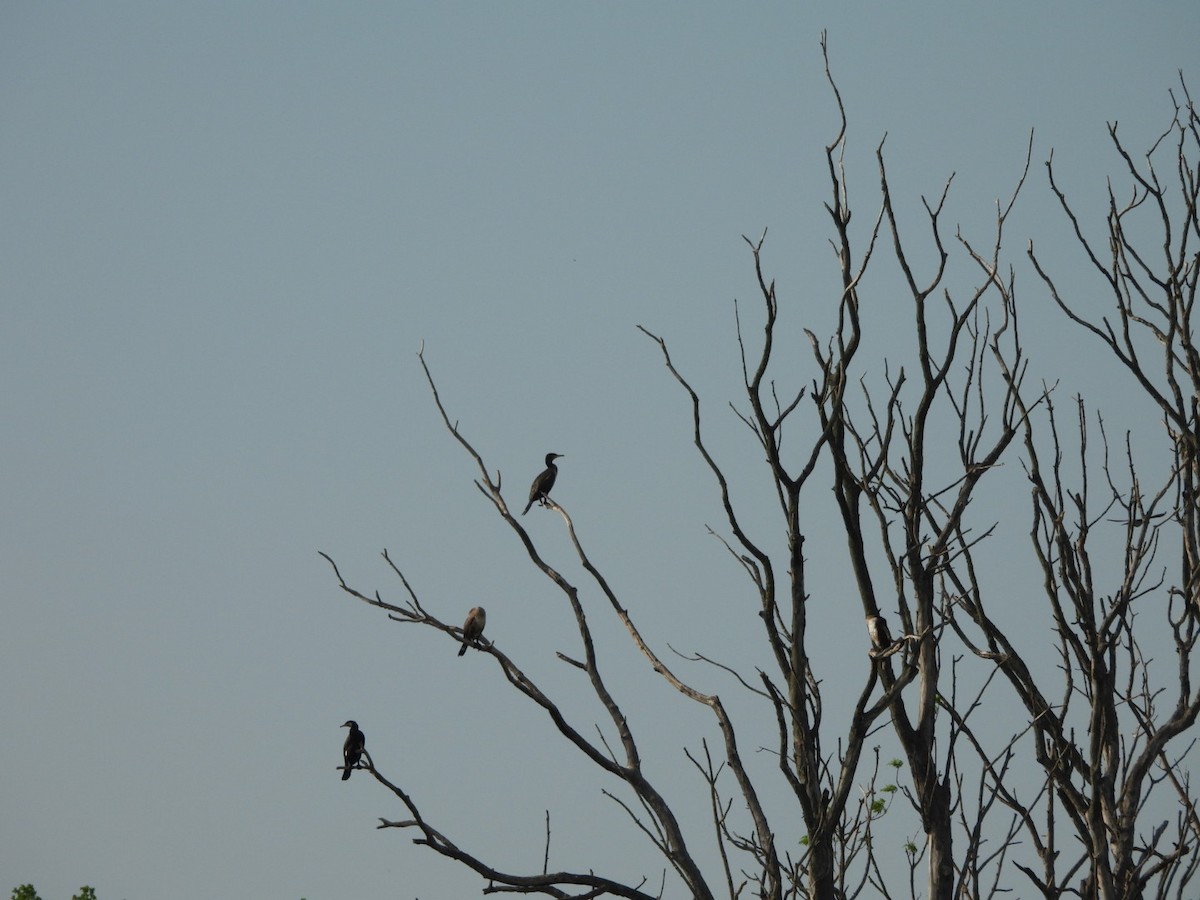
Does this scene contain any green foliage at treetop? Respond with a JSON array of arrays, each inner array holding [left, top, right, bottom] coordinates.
[[9, 887, 98, 900]]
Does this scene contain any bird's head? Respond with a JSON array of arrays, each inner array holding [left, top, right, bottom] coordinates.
[[342, 720, 357, 730], [546, 452, 564, 465]]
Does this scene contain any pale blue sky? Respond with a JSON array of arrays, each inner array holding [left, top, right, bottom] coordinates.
[[2, 3, 1196, 898]]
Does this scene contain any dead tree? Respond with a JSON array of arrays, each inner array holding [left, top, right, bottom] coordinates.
[[1013, 76, 1200, 899], [323, 47, 1199, 900]]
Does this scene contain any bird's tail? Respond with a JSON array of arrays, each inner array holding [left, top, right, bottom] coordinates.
[[521, 501, 532, 515], [342, 764, 352, 781], [458, 640, 469, 657]]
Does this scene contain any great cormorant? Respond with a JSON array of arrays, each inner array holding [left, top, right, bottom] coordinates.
[[458, 606, 487, 656], [341, 720, 365, 780], [522, 453, 564, 514]]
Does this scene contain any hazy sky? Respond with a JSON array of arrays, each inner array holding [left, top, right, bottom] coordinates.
[[3, 3, 1197, 898]]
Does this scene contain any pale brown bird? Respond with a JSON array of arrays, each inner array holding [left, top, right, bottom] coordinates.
[[458, 606, 487, 657], [341, 720, 365, 780], [866, 614, 894, 656], [522, 453, 563, 514]]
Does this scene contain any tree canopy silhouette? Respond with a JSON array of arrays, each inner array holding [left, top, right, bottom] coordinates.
[[325, 46, 1200, 900]]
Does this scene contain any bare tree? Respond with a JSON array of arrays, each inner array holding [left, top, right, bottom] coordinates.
[[323, 44, 1200, 900], [1009, 76, 1200, 900]]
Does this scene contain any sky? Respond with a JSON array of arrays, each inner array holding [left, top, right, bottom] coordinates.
[[2, 3, 1197, 898]]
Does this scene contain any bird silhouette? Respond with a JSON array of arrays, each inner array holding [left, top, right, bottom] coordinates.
[[458, 606, 487, 656], [522, 453, 564, 514], [341, 720, 365, 780]]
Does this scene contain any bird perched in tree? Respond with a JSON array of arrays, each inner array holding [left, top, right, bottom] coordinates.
[[866, 614, 894, 657], [458, 606, 487, 657], [522, 453, 564, 514], [341, 720, 365, 780]]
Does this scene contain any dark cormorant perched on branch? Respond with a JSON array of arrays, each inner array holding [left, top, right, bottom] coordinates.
[[341, 720, 365, 780], [522, 453, 563, 514], [458, 606, 487, 656]]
